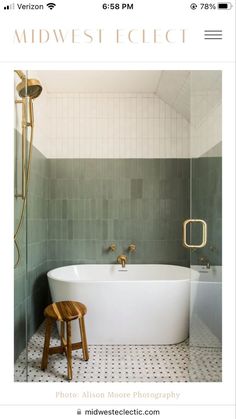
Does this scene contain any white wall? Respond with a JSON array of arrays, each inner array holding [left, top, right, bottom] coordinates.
[[31, 71, 222, 159], [190, 71, 222, 158], [33, 92, 190, 159]]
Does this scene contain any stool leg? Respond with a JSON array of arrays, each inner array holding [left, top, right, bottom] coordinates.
[[60, 321, 65, 354], [41, 317, 52, 370], [66, 321, 72, 380], [79, 316, 89, 361]]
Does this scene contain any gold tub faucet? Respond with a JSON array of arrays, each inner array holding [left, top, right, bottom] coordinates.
[[117, 255, 128, 268]]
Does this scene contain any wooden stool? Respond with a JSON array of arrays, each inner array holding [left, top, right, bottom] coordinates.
[[41, 301, 89, 380]]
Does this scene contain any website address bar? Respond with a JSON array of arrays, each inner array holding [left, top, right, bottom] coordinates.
[[81, 408, 161, 416]]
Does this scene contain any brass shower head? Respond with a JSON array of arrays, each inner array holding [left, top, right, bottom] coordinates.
[[15, 70, 42, 99], [16, 79, 42, 99]]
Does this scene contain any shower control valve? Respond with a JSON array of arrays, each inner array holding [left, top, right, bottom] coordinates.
[[128, 243, 136, 253], [198, 255, 211, 269], [108, 243, 116, 252]]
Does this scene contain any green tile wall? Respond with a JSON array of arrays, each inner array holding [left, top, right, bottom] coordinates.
[[47, 159, 190, 267], [14, 129, 27, 361], [191, 155, 222, 265], [14, 141, 49, 361], [27, 146, 50, 339]]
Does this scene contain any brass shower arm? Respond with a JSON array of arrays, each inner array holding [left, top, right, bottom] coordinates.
[[15, 70, 26, 81]]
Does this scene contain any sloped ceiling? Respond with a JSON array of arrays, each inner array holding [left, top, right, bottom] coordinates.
[[155, 71, 190, 121], [29, 70, 191, 120]]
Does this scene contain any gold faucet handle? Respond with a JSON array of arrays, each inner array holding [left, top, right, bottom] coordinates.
[[128, 243, 136, 253], [109, 243, 116, 252]]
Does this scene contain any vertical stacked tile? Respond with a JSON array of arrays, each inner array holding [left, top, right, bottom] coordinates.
[[14, 141, 49, 360], [47, 158, 190, 267], [14, 128, 27, 360], [27, 146, 50, 339]]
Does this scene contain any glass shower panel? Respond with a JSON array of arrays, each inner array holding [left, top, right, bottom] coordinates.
[[14, 70, 30, 381], [189, 71, 222, 381]]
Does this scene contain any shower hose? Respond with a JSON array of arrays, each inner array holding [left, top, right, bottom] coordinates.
[[14, 101, 34, 268]]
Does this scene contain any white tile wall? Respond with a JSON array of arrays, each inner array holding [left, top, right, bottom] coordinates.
[[191, 103, 222, 158], [191, 104, 221, 158], [33, 93, 190, 159], [190, 71, 222, 158]]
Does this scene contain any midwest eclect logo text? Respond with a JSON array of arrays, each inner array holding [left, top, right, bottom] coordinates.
[[14, 28, 186, 44]]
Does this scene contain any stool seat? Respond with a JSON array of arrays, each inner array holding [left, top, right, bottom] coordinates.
[[44, 301, 87, 322], [41, 300, 89, 381]]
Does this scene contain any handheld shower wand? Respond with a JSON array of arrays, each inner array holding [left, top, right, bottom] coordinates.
[[14, 70, 42, 268]]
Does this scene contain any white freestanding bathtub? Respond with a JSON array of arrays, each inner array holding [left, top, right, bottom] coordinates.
[[47, 264, 199, 345]]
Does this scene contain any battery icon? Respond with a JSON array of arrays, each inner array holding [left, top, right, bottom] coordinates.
[[217, 2, 233, 8]]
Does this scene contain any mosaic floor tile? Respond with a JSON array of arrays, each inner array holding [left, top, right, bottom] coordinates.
[[14, 322, 222, 382]]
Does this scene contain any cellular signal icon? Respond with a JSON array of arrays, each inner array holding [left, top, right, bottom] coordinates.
[[46, 2, 56, 9], [4, 3, 15, 9]]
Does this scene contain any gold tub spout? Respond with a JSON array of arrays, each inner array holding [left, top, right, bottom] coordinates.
[[117, 255, 128, 268]]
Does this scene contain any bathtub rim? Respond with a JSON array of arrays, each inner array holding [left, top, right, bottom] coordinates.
[[47, 263, 200, 283]]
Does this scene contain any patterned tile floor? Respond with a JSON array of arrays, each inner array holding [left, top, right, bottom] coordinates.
[[14, 322, 222, 382]]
